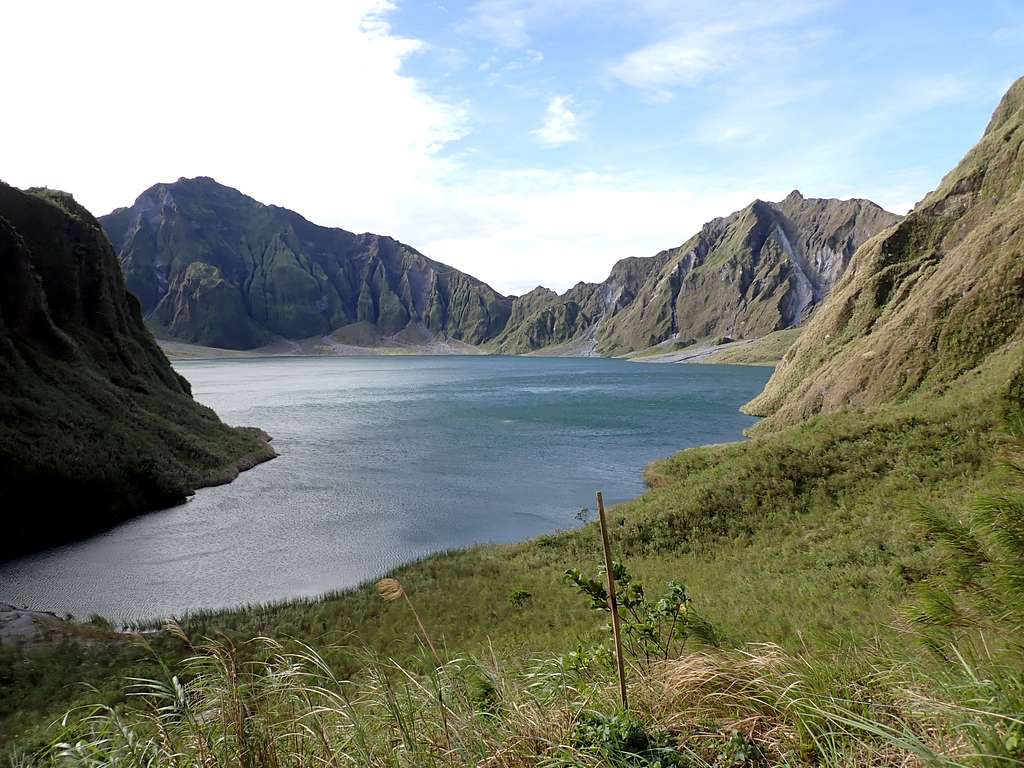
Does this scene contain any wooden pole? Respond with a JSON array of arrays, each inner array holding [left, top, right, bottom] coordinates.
[[597, 491, 628, 710]]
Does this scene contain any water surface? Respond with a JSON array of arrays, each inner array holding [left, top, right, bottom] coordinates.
[[0, 356, 770, 619]]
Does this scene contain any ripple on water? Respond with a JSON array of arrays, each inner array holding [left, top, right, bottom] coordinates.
[[0, 356, 771, 620]]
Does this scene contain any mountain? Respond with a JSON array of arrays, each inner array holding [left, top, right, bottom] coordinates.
[[746, 76, 1024, 430], [100, 178, 513, 350], [100, 179, 895, 357], [595, 192, 901, 355], [0, 182, 274, 560], [492, 193, 898, 356]]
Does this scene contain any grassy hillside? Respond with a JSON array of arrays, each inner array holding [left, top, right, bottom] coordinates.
[[696, 329, 803, 365]]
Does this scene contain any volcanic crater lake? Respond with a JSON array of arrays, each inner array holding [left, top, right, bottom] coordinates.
[[1, 356, 771, 620]]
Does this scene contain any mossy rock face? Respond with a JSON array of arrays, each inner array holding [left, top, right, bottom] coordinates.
[[747, 76, 1024, 430], [0, 182, 274, 560], [101, 178, 512, 350]]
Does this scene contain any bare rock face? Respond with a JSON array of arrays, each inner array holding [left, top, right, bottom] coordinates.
[[101, 178, 513, 350], [746, 76, 1024, 429]]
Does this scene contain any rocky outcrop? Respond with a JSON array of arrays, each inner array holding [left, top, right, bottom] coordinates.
[[101, 178, 513, 350], [0, 182, 274, 560], [745, 77, 1024, 429], [596, 193, 900, 355]]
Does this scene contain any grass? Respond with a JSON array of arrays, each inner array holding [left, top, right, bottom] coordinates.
[[11, 552, 1024, 766], [696, 329, 803, 366]]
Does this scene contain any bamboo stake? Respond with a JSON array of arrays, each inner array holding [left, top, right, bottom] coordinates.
[[597, 491, 628, 710]]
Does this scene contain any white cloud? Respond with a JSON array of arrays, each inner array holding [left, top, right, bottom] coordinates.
[[692, 80, 829, 145], [461, 0, 601, 47], [533, 96, 582, 145], [609, 24, 739, 97], [462, 0, 539, 47], [608, 1, 833, 99], [0, 0, 984, 300], [0, 0, 467, 224], [0, 0, 787, 297], [504, 49, 545, 71]]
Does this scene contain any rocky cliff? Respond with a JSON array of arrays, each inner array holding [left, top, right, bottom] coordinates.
[[745, 76, 1024, 429], [0, 182, 274, 560], [101, 178, 513, 350], [100, 179, 898, 357]]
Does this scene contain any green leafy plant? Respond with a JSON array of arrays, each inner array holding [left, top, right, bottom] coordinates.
[[717, 729, 766, 766], [565, 563, 692, 667], [569, 710, 685, 767], [907, 451, 1024, 654]]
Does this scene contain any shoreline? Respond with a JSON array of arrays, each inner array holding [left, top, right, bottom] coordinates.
[[160, 329, 798, 366]]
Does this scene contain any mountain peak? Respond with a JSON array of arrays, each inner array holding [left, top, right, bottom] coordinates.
[[173, 175, 226, 189], [985, 75, 1024, 135], [99, 183, 513, 349]]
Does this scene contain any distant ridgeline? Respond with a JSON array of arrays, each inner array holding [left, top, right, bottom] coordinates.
[[99, 178, 899, 354], [0, 183, 274, 560]]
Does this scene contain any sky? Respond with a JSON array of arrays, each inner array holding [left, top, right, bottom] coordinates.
[[2, 1, 1022, 295]]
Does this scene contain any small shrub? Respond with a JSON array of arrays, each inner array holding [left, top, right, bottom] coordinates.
[[565, 563, 693, 666], [570, 710, 685, 767], [508, 589, 533, 609]]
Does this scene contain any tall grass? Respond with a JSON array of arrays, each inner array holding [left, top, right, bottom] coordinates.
[[20, 630, 1022, 768]]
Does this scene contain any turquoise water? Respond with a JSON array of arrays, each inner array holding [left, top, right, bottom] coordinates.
[[0, 356, 771, 620]]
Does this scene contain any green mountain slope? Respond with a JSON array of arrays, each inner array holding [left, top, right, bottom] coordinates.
[[746, 76, 1024, 430], [101, 178, 512, 350], [0, 183, 274, 560], [102, 179, 895, 357]]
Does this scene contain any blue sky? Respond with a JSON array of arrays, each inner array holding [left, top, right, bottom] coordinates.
[[2, 1, 1022, 294], [391, 0, 1021, 212]]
